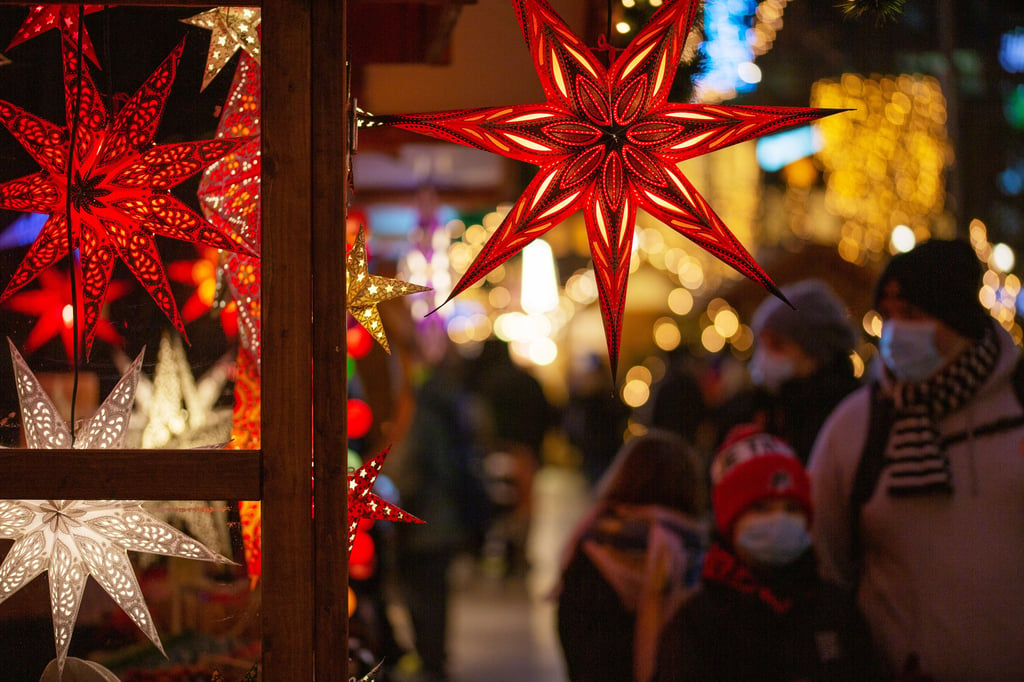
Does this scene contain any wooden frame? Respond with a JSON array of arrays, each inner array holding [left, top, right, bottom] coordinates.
[[0, 0, 349, 679]]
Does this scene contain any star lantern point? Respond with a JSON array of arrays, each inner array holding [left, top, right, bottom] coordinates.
[[348, 447, 423, 552], [346, 225, 431, 354], [377, 0, 840, 373], [0, 28, 256, 359], [181, 7, 262, 91]]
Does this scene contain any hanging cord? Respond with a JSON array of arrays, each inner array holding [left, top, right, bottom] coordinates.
[[64, 5, 87, 444]]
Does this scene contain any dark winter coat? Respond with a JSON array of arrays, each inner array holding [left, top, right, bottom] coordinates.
[[655, 546, 878, 682]]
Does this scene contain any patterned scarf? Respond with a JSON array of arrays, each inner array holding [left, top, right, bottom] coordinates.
[[701, 543, 796, 614], [884, 325, 999, 496]]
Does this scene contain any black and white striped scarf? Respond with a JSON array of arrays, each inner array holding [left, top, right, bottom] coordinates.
[[884, 325, 999, 496]]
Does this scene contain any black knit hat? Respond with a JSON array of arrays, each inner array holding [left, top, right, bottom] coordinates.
[[873, 239, 989, 340]]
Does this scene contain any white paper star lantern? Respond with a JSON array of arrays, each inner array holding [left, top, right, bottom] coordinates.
[[2, 340, 233, 675]]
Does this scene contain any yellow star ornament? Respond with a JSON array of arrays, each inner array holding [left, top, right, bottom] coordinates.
[[181, 7, 261, 91], [346, 225, 431, 354]]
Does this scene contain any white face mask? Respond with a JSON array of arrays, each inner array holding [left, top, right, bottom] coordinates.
[[734, 510, 811, 567], [749, 348, 796, 393], [879, 319, 945, 383]]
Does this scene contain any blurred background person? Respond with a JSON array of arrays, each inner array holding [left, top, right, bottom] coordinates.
[[555, 429, 707, 682], [716, 279, 860, 464], [657, 426, 875, 681], [468, 339, 555, 579]]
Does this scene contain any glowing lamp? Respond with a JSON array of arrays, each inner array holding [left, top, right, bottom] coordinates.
[[347, 399, 373, 439]]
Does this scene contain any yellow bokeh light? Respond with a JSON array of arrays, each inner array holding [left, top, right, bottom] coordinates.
[[863, 310, 883, 337], [714, 309, 740, 338], [701, 325, 726, 353], [668, 287, 694, 315], [622, 379, 651, 408], [653, 318, 682, 351]]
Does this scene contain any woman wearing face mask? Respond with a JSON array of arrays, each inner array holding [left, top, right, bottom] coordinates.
[[809, 239, 1024, 681], [655, 425, 877, 682], [717, 279, 860, 464]]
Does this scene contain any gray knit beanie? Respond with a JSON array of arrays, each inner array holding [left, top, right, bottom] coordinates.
[[751, 279, 856, 365]]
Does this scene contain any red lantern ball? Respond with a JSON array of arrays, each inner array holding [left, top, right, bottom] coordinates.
[[347, 325, 374, 359], [347, 399, 373, 438], [349, 530, 376, 580]]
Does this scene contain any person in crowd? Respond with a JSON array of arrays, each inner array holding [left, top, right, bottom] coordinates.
[[562, 351, 631, 486], [555, 429, 707, 682], [649, 346, 709, 449], [387, 343, 489, 682], [715, 279, 860, 464], [467, 338, 554, 577], [809, 239, 1024, 680], [656, 425, 875, 681]]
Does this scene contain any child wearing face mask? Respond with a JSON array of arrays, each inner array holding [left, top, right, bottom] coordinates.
[[655, 425, 877, 682]]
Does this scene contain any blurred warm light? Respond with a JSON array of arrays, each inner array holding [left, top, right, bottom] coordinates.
[[677, 261, 704, 289], [464, 224, 488, 246], [517, 337, 558, 366], [992, 242, 1015, 273], [521, 239, 559, 315], [489, 286, 512, 309], [625, 364, 653, 386], [622, 0, 636, 6], [813, 74, 953, 264], [714, 308, 740, 338], [863, 310, 883, 338], [485, 264, 507, 284], [890, 224, 917, 253], [781, 157, 818, 188], [654, 317, 682, 351], [61, 304, 74, 328], [701, 325, 726, 353], [851, 351, 865, 379], [668, 287, 694, 315], [622, 379, 651, 408], [616, 21, 632, 34], [731, 324, 754, 352], [566, 268, 598, 304]]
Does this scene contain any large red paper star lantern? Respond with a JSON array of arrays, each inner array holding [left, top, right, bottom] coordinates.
[[7, 5, 105, 67], [0, 29, 254, 358], [198, 52, 261, 367], [348, 447, 423, 552], [377, 0, 838, 371], [3, 267, 129, 363]]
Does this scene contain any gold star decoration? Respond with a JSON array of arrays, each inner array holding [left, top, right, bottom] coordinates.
[[181, 7, 261, 91], [346, 225, 430, 354]]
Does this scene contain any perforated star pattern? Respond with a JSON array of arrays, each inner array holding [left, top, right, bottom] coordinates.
[[376, 0, 838, 372], [347, 225, 430, 354], [348, 447, 423, 552], [0, 28, 253, 357], [198, 52, 261, 366], [7, 5, 105, 67], [181, 7, 261, 91], [3, 340, 232, 675]]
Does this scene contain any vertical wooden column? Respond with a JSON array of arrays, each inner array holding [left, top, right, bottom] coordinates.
[[261, 0, 316, 678], [312, 0, 351, 679]]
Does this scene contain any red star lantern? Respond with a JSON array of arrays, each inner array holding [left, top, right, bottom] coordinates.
[[377, 0, 839, 372], [198, 52, 261, 367], [348, 447, 423, 552], [3, 267, 129, 363], [7, 5, 105, 67], [0, 29, 254, 358]]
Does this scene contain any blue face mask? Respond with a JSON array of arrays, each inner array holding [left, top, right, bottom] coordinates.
[[734, 511, 811, 567], [749, 347, 796, 393], [879, 319, 945, 383]]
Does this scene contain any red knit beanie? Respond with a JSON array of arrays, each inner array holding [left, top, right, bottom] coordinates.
[[711, 425, 812, 539]]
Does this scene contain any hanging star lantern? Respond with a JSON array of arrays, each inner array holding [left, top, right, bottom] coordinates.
[[197, 52, 261, 366], [7, 5, 106, 67], [347, 225, 430, 354], [2, 340, 233, 675], [3, 267, 130, 363], [0, 28, 254, 358], [374, 0, 840, 372], [227, 345, 261, 586], [181, 7, 261, 91], [348, 447, 423, 552]]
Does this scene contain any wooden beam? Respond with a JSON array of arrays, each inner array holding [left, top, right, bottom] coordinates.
[[311, 0, 351, 679], [262, 0, 315, 678], [0, 449, 261, 499]]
